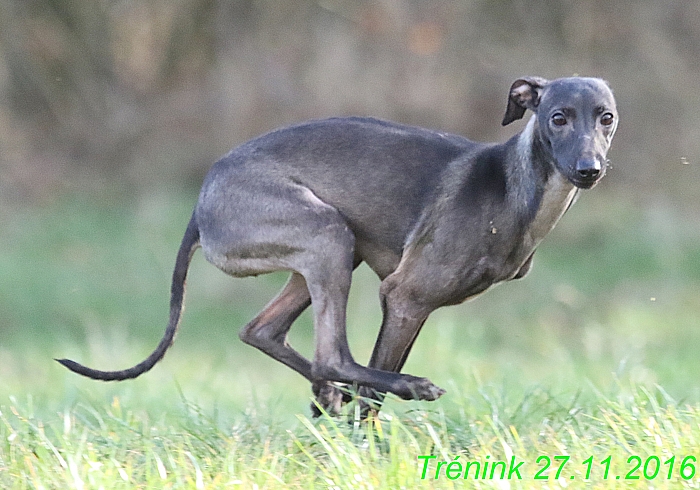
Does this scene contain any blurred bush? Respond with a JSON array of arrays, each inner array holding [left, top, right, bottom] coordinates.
[[1, 0, 699, 206]]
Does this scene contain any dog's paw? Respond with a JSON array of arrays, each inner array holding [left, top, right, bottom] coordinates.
[[356, 386, 384, 419], [310, 381, 350, 417], [419, 379, 446, 401], [398, 376, 446, 401]]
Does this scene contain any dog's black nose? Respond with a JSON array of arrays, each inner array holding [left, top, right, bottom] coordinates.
[[576, 159, 601, 180]]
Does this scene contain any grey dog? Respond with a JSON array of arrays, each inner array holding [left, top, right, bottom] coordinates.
[[58, 76, 618, 415]]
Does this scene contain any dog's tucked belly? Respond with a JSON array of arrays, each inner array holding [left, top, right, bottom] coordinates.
[[354, 240, 402, 279]]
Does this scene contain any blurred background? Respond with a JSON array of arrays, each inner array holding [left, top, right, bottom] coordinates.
[[1, 0, 700, 415]]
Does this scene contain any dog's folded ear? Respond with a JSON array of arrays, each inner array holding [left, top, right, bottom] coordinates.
[[502, 77, 549, 126]]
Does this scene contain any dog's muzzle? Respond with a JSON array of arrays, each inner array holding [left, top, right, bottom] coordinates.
[[571, 158, 604, 188]]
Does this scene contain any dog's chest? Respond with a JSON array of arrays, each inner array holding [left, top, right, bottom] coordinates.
[[523, 172, 578, 250]]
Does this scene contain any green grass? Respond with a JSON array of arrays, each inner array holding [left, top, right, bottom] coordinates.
[[2, 383, 700, 488], [2, 191, 700, 487]]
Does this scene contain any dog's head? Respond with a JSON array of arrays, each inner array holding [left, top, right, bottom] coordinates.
[[502, 76, 618, 189]]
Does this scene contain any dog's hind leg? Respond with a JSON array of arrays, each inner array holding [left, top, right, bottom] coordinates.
[[200, 179, 443, 404], [293, 214, 443, 402], [239, 272, 313, 380], [240, 270, 355, 416]]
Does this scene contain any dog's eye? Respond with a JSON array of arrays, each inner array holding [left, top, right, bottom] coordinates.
[[600, 112, 615, 126], [551, 113, 567, 126]]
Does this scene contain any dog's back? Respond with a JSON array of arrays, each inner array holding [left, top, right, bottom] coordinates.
[[198, 117, 482, 274]]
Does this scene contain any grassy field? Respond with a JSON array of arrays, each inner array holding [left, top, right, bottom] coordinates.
[[2, 190, 700, 488]]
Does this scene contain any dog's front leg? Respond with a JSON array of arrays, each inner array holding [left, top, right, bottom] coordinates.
[[305, 260, 444, 403], [357, 275, 435, 412]]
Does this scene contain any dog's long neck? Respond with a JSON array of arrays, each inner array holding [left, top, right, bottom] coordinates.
[[505, 116, 545, 216], [506, 115, 579, 249]]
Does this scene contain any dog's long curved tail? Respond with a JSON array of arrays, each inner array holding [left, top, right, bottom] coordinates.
[[56, 214, 200, 381]]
